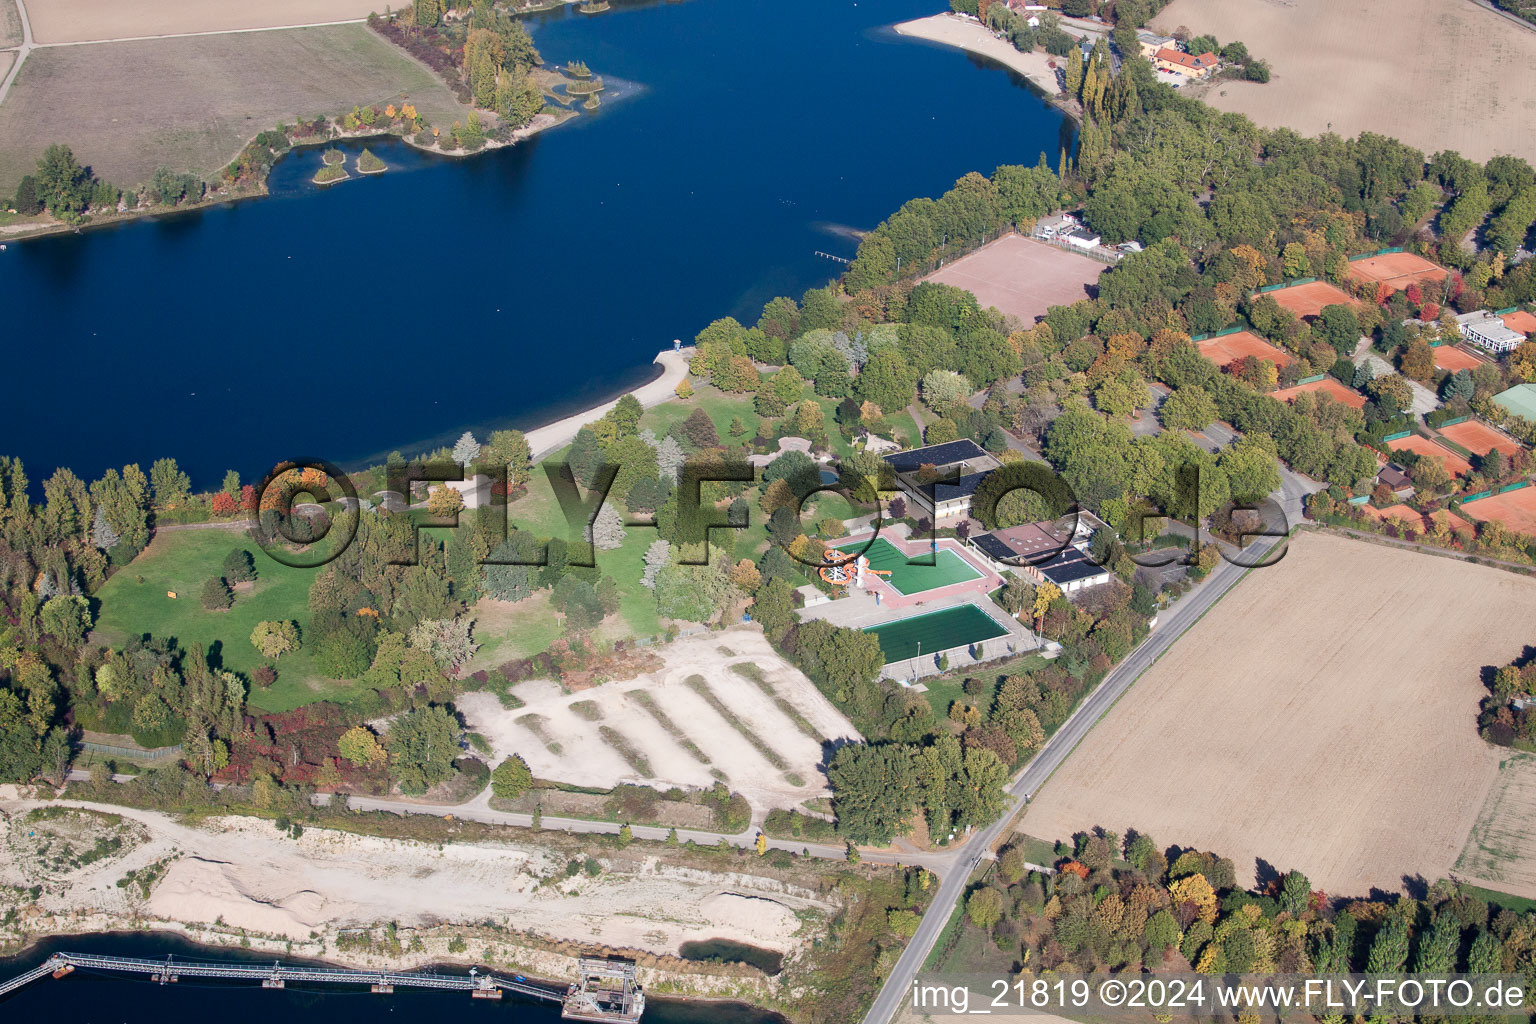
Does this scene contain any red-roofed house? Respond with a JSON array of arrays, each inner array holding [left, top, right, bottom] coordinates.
[[1154, 48, 1218, 78]]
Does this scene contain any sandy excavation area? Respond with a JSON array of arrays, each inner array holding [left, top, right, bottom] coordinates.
[[24, 0, 378, 44], [1152, 0, 1536, 165], [0, 798, 831, 954], [1023, 531, 1525, 896], [460, 628, 862, 812]]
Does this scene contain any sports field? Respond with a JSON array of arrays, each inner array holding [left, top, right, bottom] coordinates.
[[864, 603, 1008, 663], [1259, 280, 1359, 319], [1152, 0, 1536, 165], [1346, 251, 1447, 293], [1196, 330, 1291, 369], [1504, 311, 1536, 337], [1462, 486, 1536, 537], [1023, 531, 1524, 895], [836, 537, 982, 596], [1455, 754, 1536, 900], [1389, 434, 1473, 478], [922, 233, 1105, 325], [1272, 378, 1366, 410], [1434, 346, 1483, 373], [1438, 419, 1522, 459]]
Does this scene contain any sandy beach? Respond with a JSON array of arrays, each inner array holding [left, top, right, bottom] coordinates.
[[524, 347, 693, 459], [894, 13, 1065, 101]]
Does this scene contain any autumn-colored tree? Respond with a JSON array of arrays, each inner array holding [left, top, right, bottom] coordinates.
[[755, 832, 768, 856], [1031, 581, 1061, 632], [210, 491, 238, 517], [1399, 341, 1434, 381], [1169, 872, 1219, 924], [729, 558, 762, 593], [427, 484, 465, 517], [338, 726, 387, 769]]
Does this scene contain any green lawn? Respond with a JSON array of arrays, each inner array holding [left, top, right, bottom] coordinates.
[[92, 528, 372, 713]]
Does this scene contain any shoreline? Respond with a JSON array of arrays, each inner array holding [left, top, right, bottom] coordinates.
[[0, 928, 784, 1018], [0, 792, 806, 1013], [893, 13, 1079, 122], [0, 108, 581, 245]]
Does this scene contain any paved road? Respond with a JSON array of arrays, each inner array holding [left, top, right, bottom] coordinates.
[[858, 529, 1283, 1024]]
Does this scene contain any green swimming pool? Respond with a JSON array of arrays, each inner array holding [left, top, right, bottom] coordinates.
[[834, 537, 982, 595], [864, 604, 1010, 663]]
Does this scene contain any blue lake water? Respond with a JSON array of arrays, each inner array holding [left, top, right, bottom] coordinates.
[[0, 0, 1070, 491], [0, 933, 786, 1023]]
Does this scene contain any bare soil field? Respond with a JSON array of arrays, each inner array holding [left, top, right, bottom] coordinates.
[[1346, 251, 1449, 293], [1389, 433, 1474, 477], [1260, 279, 1359, 319], [1461, 486, 1536, 536], [1152, 0, 1536, 165], [1455, 753, 1536, 899], [25, 0, 375, 44], [0, 50, 12, 82], [1197, 329, 1291, 368], [0, 24, 468, 194], [1439, 419, 1523, 458], [1022, 531, 1525, 895], [459, 628, 862, 813], [1435, 345, 1485, 372], [923, 233, 1105, 325]]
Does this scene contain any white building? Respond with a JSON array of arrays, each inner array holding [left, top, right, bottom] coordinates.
[[1063, 226, 1102, 250], [1458, 310, 1525, 353]]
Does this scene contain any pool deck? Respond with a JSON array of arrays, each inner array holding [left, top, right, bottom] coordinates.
[[798, 529, 1042, 682], [831, 529, 1003, 610]]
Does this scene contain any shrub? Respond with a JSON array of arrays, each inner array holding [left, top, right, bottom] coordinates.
[[200, 576, 233, 611]]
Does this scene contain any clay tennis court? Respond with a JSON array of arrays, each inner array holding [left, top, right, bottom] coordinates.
[[1503, 311, 1536, 337], [1434, 345, 1483, 372], [1197, 330, 1292, 369], [1346, 251, 1447, 293], [1259, 280, 1359, 319], [1021, 532, 1521, 895], [1462, 487, 1536, 537], [1272, 377, 1366, 410], [923, 233, 1105, 325], [1389, 434, 1473, 478], [1438, 419, 1523, 459]]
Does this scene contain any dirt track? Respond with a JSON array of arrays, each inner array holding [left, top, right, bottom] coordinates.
[[1153, 0, 1536, 164], [1023, 531, 1521, 896]]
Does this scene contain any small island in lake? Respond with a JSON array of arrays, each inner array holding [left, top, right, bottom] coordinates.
[[313, 148, 349, 185], [356, 148, 387, 175]]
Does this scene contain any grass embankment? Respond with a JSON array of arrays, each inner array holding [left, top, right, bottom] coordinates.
[[92, 528, 371, 713]]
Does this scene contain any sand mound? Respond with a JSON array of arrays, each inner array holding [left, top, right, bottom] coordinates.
[[698, 892, 800, 950], [149, 857, 354, 939]]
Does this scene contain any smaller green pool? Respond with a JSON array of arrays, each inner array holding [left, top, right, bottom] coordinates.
[[834, 537, 981, 595], [864, 604, 1009, 663]]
